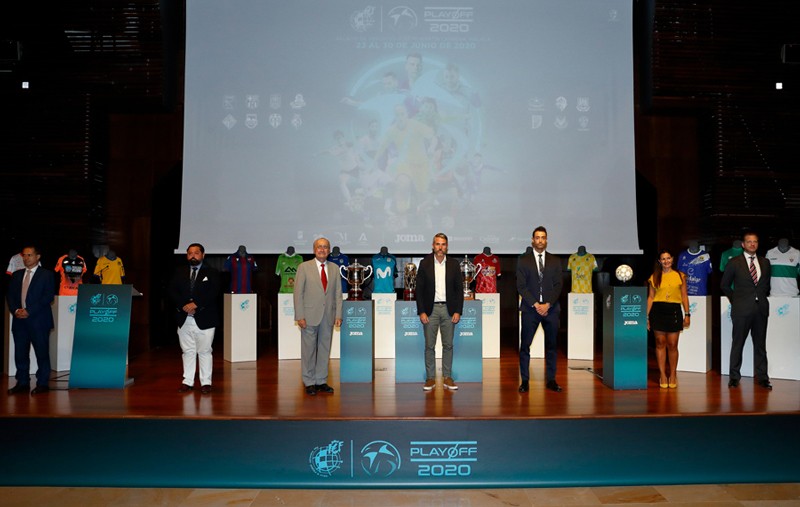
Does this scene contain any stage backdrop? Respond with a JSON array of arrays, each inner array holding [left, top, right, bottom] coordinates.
[[181, 0, 638, 255]]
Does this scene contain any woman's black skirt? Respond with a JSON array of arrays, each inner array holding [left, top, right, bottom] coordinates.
[[649, 302, 683, 332]]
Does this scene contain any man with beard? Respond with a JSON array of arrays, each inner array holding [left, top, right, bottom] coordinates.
[[169, 243, 220, 394]]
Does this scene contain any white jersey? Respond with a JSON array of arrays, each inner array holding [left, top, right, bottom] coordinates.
[[766, 246, 800, 297]]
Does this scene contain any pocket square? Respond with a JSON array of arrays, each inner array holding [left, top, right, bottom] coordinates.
[[202, 276, 208, 282]]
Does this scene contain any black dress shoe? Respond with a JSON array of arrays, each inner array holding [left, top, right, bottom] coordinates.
[[728, 378, 740, 388], [30, 385, 50, 395], [518, 381, 529, 393], [200, 385, 212, 394], [315, 383, 334, 394], [8, 384, 30, 395], [305, 385, 317, 396], [546, 380, 562, 392], [757, 379, 773, 390], [178, 384, 194, 393]]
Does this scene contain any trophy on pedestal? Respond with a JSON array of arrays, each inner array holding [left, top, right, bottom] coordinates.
[[459, 255, 482, 300], [340, 259, 373, 301], [403, 262, 417, 301]]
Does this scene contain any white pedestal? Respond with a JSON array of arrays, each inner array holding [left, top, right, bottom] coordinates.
[[678, 296, 711, 373], [372, 293, 396, 358], [476, 293, 500, 358], [519, 297, 545, 358], [277, 294, 300, 360], [567, 293, 594, 360], [50, 295, 78, 371], [277, 293, 342, 360], [6, 302, 39, 377], [721, 297, 800, 380], [224, 293, 257, 362]]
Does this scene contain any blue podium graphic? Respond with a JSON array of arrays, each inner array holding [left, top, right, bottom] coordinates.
[[69, 284, 134, 389], [340, 300, 374, 383], [453, 300, 482, 382], [395, 301, 425, 382], [394, 300, 482, 383], [602, 287, 647, 390]]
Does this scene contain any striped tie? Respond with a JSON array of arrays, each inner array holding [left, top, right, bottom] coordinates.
[[537, 254, 544, 302], [749, 256, 758, 284]]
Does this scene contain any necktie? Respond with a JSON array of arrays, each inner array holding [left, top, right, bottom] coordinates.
[[190, 267, 198, 292], [321, 263, 328, 292], [749, 256, 758, 284], [21, 269, 32, 309], [537, 254, 544, 302]]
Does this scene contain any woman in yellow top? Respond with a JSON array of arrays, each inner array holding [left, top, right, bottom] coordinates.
[[647, 249, 690, 388]]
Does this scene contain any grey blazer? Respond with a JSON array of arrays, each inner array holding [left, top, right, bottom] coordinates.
[[293, 259, 343, 326]]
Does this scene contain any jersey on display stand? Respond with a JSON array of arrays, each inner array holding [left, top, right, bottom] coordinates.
[[567, 251, 598, 294], [474, 252, 500, 293], [224, 253, 258, 293], [719, 246, 743, 272], [275, 252, 303, 293], [95, 255, 126, 284], [677, 248, 712, 296], [55, 252, 87, 296], [766, 245, 800, 297], [327, 251, 350, 293], [372, 252, 397, 294]]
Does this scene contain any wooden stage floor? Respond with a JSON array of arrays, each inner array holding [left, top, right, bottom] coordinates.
[[3, 344, 798, 421]]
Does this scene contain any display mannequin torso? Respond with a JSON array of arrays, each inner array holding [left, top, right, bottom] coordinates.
[[474, 247, 500, 293], [766, 238, 800, 297], [372, 246, 397, 293], [677, 244, 712, 296], [567, 246, 597, 293]]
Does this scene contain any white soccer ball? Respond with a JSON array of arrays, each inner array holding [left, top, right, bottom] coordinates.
[[615, 264, 633, 282]]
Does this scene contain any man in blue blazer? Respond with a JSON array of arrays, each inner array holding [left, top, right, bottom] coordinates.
[[7, 246, 55, 395], [416, 233, 464, 391], [517, 226, 563, 393], [721, 231, 772, 389]]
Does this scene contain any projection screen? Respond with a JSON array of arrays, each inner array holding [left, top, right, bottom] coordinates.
[[181, 0, 639, 254]]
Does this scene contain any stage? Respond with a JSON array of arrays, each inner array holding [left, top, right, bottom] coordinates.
[[1, 344, 799, 488]]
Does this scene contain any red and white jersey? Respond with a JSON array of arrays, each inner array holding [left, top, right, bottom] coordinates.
[[474, 253, 501, 293]]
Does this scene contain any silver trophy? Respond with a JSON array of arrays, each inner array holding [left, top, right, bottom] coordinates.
[[459, 255, 482, 300], [339, 259, 373, 301], [403, 262, 417, 301]]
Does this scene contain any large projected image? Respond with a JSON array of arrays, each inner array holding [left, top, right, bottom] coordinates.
[[182, 0, 638, 254]]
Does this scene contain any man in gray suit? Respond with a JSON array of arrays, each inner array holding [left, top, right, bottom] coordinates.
[[294, 237, 343, 395]]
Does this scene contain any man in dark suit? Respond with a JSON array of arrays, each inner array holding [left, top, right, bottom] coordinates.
[[169, 243, 220, 394], [7, 246, 55, 395], [294, 237, 342, 396], [721, 231, 772, 389], [416, 233, 464, 391], [517, 226, 563, 393]]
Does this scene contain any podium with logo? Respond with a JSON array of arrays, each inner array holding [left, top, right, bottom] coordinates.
[[372, 293, 396, 358], [475, 293, 500, 358], [568, 293, 594, 360], [602, 287, 647, 390], [678, 296, 712, 373], [277, 293, 342, 360], [224, 293, 257, 362], [395, 300, 483, 383], [340, 300, 374, 382], [69, 285, 134, 388]]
